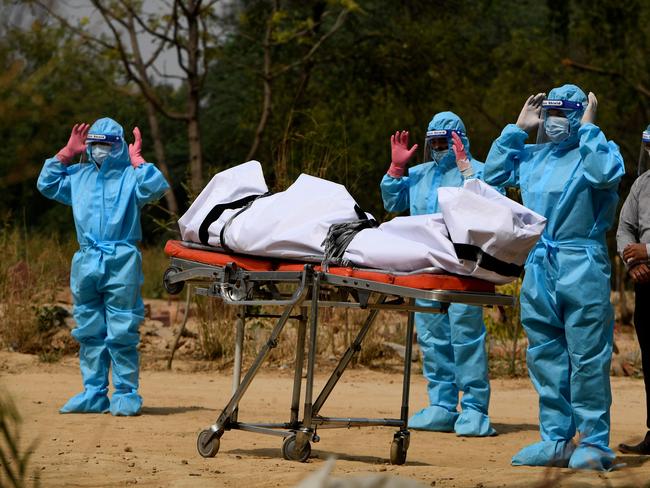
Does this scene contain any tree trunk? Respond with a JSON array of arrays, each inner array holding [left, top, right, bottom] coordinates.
[[185, 0, 204, 196], [144, 101, 179, 216], [187, 108, 203, 197]]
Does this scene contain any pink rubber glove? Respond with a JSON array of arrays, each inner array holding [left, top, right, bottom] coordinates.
[[129, 127, 146, 168], [387, 130, 418, 178], [451, 131, 473, 177], [56, 123, 90, 165]]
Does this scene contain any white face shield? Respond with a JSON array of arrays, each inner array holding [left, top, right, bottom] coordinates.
[[86, 133, 124, 164], [536, 99, 584, 144], [638, 131, 650, 176], [423, 129, 464, 163]]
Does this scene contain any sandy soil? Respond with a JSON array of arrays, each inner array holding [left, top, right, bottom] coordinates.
[[2, 350, 650, 488]]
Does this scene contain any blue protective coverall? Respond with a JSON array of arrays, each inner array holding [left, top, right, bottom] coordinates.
[[381, 111, 496, 436], [484, 85, 625, 470], [37, 118, 169, 416]]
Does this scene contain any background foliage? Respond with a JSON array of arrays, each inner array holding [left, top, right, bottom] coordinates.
[[1, 0, 648, 236]]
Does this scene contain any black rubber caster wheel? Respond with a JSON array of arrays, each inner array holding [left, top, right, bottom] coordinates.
[[163, 267, 184, 295], [390, 436, 408, 465], [282, 434, 311, 462], [197, 429, 220, 458]]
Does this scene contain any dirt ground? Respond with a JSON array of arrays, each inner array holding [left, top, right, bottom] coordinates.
[[2, 348, 650, 488]]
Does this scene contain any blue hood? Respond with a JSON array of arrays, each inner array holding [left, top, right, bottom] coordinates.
[[545, 84, 587, 150]]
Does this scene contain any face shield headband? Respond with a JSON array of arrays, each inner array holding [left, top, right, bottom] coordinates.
[[86, 133, 122, 144], [541, 99, 584, 112]]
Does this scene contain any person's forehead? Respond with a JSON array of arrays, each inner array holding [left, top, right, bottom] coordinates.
[[429, 138, 448, 146], [547, 108, 566, 117]]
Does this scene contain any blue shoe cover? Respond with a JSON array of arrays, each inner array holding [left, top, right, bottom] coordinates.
[[408, 405, 458, 432], [110, 391, 143, 416], [454, 409, 497, 437], [60, 389, 109, 414], [568, 444, 616, 471], [512, 440, 576, 467]]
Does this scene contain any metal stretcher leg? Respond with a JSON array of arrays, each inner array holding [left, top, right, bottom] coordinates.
[[390, 304, 415, 465], [230, 307, 246, 424], [282, 275, 321, 462], [290, 313, 308, 427], [197, 300, 299, 458]]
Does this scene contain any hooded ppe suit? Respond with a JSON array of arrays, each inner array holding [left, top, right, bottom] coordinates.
[[380, 111, 495, 436], [37, 117, 169, 416], [484, 85, 624, 470]]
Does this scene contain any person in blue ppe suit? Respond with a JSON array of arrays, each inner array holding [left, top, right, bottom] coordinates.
[[381, 111, 497, 437], [37, 118, 170, 416], [483, 85, 624, 470]]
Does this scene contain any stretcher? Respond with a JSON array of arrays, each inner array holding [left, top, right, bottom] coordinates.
[[162, 239, 514, 464]]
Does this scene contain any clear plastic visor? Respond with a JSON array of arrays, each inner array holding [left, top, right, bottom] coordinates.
[[535, 100, 582, 144], [638, 132, 650, 176], [423, 129, 463, 162]]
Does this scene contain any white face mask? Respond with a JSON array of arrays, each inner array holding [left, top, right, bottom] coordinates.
[[544, 116, 570, 143], [431, 148, 450, 164], [91, 145, 111, 165]]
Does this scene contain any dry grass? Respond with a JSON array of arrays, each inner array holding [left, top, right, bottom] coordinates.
[[0, 228, 171, 361], [0, 228, 75, 360], [141, 245, 171, 299], [188, 294, 408, 371], [0, 224, 530, 373], [10, 229, 639, 382]]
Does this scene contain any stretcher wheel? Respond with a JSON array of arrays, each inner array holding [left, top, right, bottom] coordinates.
[[197, 430, 220, 458], [281, 434, 311, 462], [163, 267, 185, 295], [389, 435, 408, 465]]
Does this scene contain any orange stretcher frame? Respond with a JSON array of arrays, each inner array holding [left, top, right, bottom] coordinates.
[[162, 239, 512, 465], [164, 239, 495, 293]]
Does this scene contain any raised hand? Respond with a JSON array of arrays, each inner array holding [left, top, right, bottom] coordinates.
[[451, 131, 472, 177], [581, 92, 598, 125], [128, 127, 146, 168], [56, 123, 90, 165], [387, 130, 418, 178], [516, 93, 546, 133]]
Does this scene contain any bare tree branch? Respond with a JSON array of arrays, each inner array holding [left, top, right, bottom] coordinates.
[[270, 8, 349, 79], [31, 0, 115, 51], [245, 3, 275, 162], [172, 0, 191, 75], [118, 0, 176, 45], [89, 1, 185, 121], [562, 58, 650, 98], [201, 0, 221, 14], [151, 64, 187, 82]]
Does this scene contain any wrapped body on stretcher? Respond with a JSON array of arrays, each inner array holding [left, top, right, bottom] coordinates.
[[164, 161, 529, 464], [177, 160, 546, 284]]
